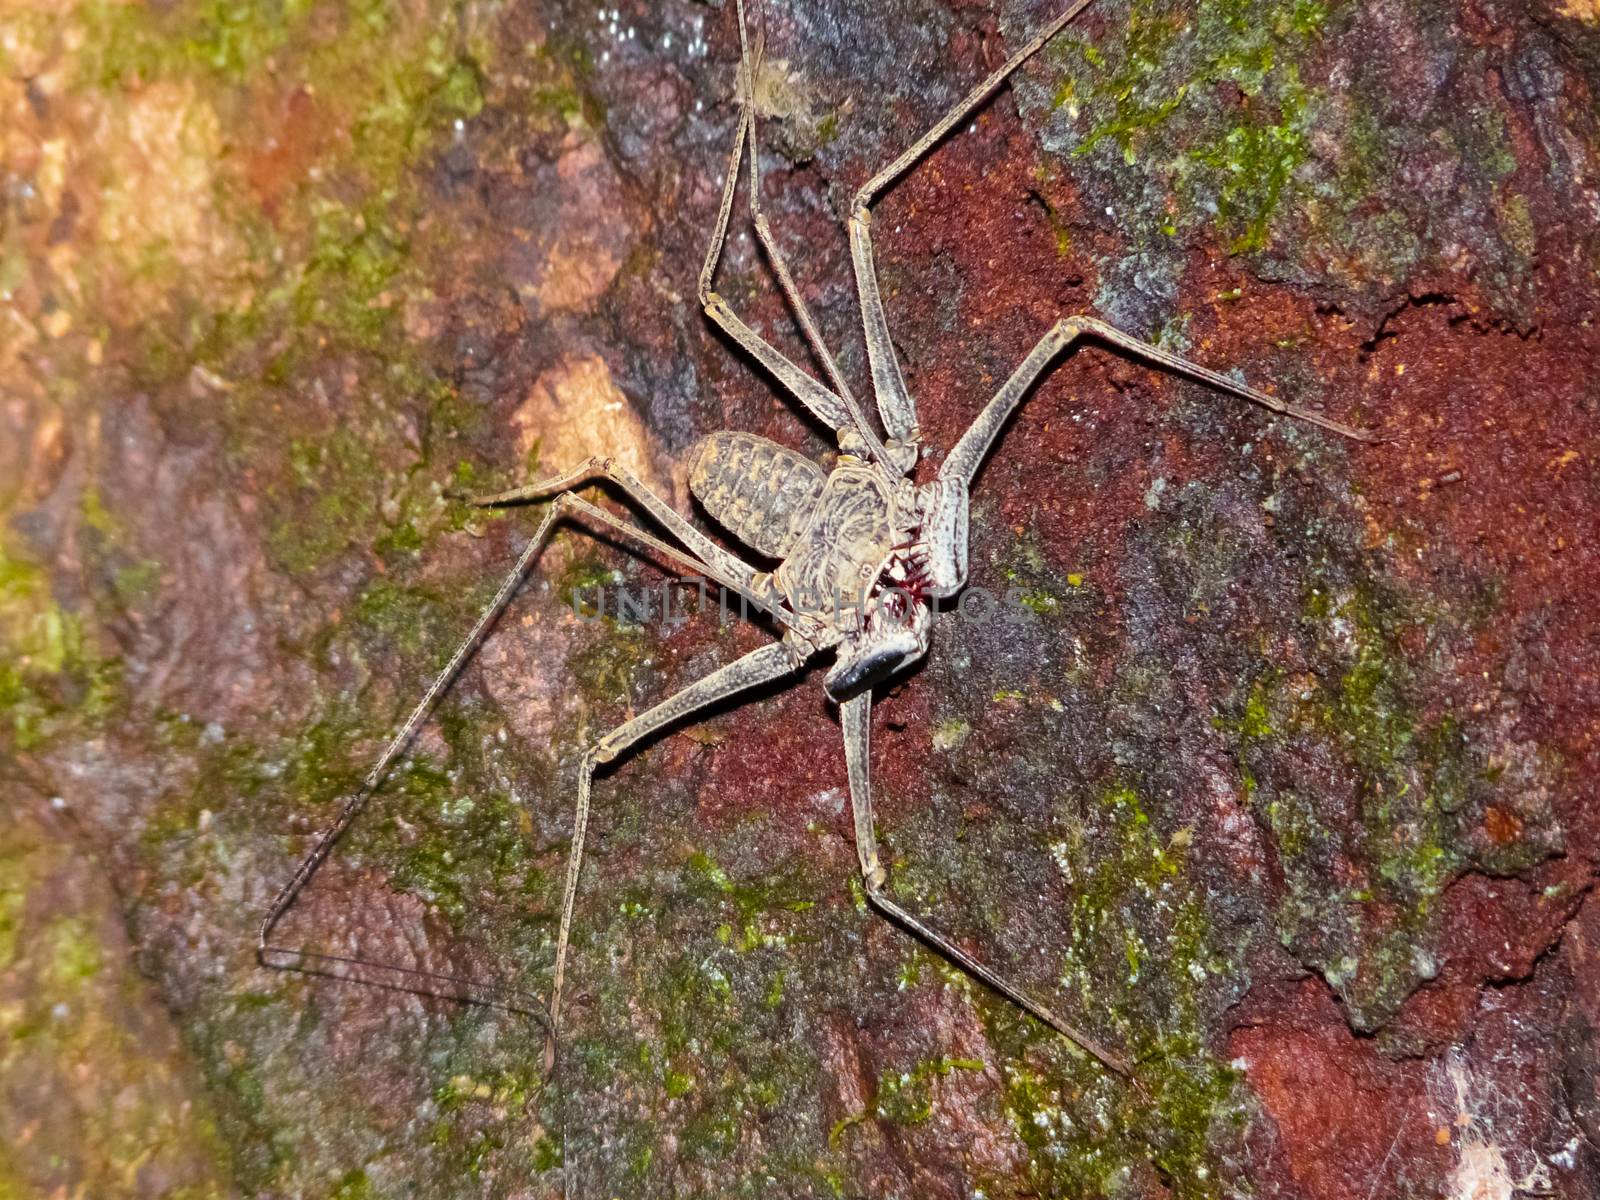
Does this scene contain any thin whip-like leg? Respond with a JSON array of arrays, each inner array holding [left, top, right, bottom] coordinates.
[[699, 101, 855, 437], [941, 315, 1378, 490], [839, 692, 1135, 1080], [695, 8, 894, 467], [550, 636, 812, 1043], [849, 0, 1098, 446], [258, 497, 572, 1022], [260, 472, 782, 1022]]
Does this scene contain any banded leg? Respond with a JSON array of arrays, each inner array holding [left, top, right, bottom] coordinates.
[[466, 456, 808, 634], [849, 0, 1098, 447], [550, 636, 812, 1039], [940, 314, 1378, 490], [696, 6, 894, 467], [259, 477, 778, 1020], [840, 692, 1135, 1080]]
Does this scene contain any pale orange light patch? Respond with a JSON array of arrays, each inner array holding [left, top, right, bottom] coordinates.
[[512, 352, 673, 502], [1556, 0, 1600, 22], [89, 81, 244, 303]]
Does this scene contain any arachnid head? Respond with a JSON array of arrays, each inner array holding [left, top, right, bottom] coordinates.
[[823, 549, 934, 699]]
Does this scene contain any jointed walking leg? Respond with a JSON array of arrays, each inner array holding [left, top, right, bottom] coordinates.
[[261, 466, 787, 1025], [939, 315, 1378, 490], [729, 2, 901, 470], [695, 5, 896, 468], [839, 692, 1134, 1080], [698, 87, 856, 438], [848, 0, 1098, 447], [698, 112, 858, 437], [550, 636, 812, 1039], [258, 496, 573, 1022], [466, 456, 803, 630]]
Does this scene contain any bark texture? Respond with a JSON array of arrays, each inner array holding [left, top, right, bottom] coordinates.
[[2, 0, 1598, 1197]]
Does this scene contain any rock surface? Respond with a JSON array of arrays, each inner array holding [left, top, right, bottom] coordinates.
[[1, 0, 1597, 1196]]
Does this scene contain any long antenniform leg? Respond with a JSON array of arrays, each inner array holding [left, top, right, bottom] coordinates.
[[840, 693, 1134, 1079], [258, 460, 790, 1036]]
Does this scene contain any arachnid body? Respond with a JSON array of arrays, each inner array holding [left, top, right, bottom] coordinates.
[[260, 0, 1375, 1085]]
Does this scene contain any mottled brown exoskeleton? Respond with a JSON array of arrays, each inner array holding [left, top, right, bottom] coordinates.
[[260, 0, 1375, 1083]]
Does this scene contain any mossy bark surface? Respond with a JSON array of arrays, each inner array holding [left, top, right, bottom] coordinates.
[[2, 0, 1598, 1196]]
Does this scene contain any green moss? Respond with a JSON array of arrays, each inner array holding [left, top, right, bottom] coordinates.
[[1216, 578, 1516, 1027], [42, 917, 105, 990], [80, 487, 119, 537], [261, 430, 379, 575], [664, 1069, 695, 1098], [1055, 0, 1186, 163], [932, 716, 970, 753], [0, 543, 122, 750], [1214, 676, 1274, 740], [292, 198, 411, 345], [1193, 71, 1309, 251], [1016, 587, 1060, 617], [361, 738, 549, 933], [1498, 192, 1537, 259], [548, 831, 839, 1188], [1046, 0, 1334, 252], [0, 855, 25, 970], [1044, 0, 1533, 307], [565, 612, 653, 713], [869, 1057, 985, 1127], [531, 82, 586, 123], [351, 577, 458, 658], [330, 1168, 373, 1200], [531, 1131, 563, 1172], [957, 781, 1246, 1197], [111, 559, 164, 607], [74, 0, 313, 89], [557, 549, 619, 608], [56, 0, 501, 592]]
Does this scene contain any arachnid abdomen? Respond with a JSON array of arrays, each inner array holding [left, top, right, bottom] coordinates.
[[688, 431, 827, 559]]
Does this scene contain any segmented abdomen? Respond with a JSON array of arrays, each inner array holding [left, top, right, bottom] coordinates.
[[688, 431, 827, 559]]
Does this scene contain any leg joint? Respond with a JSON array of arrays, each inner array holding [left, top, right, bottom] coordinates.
[[780, 630, 817, 667]]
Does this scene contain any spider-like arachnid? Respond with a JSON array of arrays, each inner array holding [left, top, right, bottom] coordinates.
[[259, 0, 1374, 1084]]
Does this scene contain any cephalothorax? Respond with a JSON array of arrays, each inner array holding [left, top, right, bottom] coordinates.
[[260, 0, 1375, 1084]]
